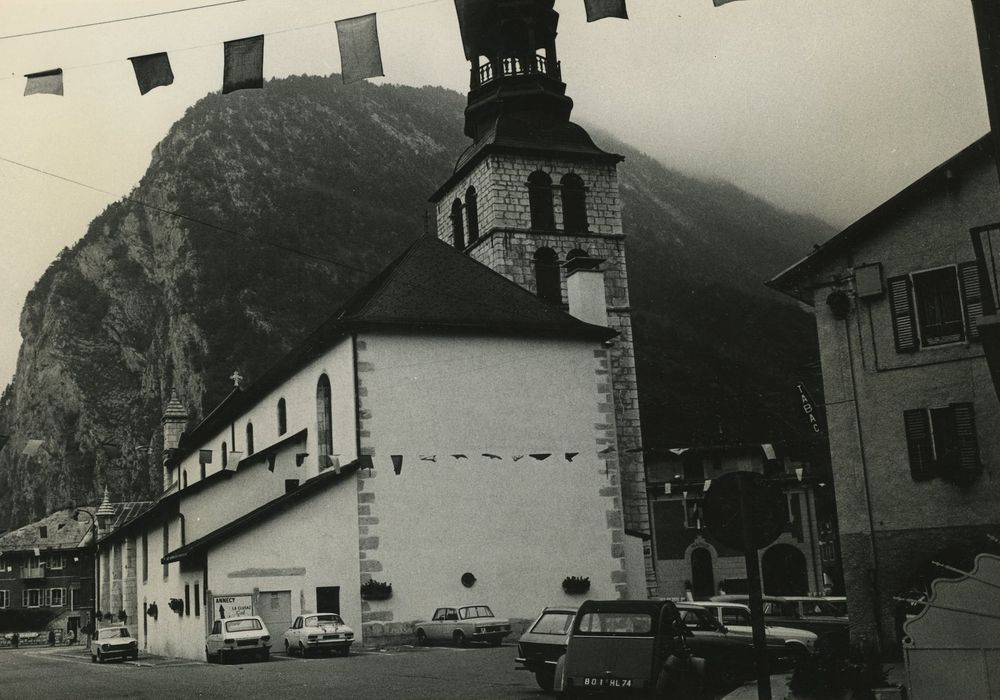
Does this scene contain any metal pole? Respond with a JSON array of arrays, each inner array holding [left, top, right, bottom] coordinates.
[[738, 472, 772, 700]]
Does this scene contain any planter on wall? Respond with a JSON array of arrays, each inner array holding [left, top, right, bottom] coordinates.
[[168, 598, 184, 614], [562, 576, 591, 595], [360, 580, 393, 601]]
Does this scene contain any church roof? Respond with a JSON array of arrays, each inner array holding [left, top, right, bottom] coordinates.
[[170, 236, 614, 458]]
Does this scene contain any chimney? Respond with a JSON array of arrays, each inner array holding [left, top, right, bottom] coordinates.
[[161, 389, 188, 491], [565, 256, 608, 327]]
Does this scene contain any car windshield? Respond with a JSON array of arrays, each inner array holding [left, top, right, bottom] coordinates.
[[307, 614, 343, 626], [576, 612, 653, 636], [100, 628, 130, 638], [530, 612, 575, 635], [459, 606, 494, 619], [225, 619, 262, 633]]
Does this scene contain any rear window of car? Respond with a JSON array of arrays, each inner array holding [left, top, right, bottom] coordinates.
[[307, 615, 343, 626], [530, 612, 575, 635], [225, 619, 262, 633], [576, 612, 653, 636], [720, 608, 750, 626], [460, 606, 494, 619]]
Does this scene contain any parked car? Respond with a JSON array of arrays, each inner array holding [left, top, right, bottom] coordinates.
[[783, 595, 848, 620], [692, 601, 816, 662], [556, 599, 717, 697], [90, 626, 138, 663], [711, 594, 848, 655], [414, 605, 510, 647], [515, 606, 577, 691], [283, 613, 354, 657], [205, 615, 271, 663]]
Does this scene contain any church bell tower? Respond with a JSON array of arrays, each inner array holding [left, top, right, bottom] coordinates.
[[430, 0, 655, 593]]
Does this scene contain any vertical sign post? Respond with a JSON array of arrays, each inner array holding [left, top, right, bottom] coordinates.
[[738, 472, 772, 700]]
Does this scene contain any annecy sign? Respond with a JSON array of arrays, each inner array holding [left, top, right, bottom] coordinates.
[[213, 594, 253, 620], [795, 382, 823, 435]]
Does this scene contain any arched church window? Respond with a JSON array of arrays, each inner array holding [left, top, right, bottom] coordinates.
[[465, 186, 479, 244], [277, 398, 287, 436], [561, 174, 588, 233], [451, 199, 465, 250], [317, 374, 334, 462], [534, 248, 561, 304], [246, 423, 254, 456], [528, 172, 555, 231]]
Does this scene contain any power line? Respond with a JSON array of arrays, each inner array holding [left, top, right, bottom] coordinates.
[[0, 0, 251, 42]]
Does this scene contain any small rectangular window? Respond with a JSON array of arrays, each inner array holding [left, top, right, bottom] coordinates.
[[49, 588, 64, 607], [913, 267, 964, 346], [39, 526, 47, 539], [194, 583, 201, 617], [904, 403, 980, 480], [184, 584, 190, 616], [162, 523, 169, 579], [0, 590, 8, 608], [142, 534, 148, 582]]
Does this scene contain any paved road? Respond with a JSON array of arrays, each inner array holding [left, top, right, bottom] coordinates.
[[1, 643, 547, 699]]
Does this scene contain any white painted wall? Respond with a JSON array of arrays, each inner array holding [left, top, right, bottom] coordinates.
[[358, 332, 624, 627]]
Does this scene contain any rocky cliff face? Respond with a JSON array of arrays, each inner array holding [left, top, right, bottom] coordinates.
[[0, 75, 833, 529]]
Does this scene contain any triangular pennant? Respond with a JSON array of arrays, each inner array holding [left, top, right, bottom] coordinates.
[[336, 14, 384, 84], [418, 455, 437, 462], [451, 454, 468, 460], [128, 52, 174, 95], [266, 455, 276, 472], [530, 453, 551, 461], [795, 467, 804, 482], [512, 455, 524, 462], [713, 0, 745, 6], [223, 35, 264, 94], [391, 454, 403, 475], [565, 452, 579, 462], [482, 453, 502, 460], [598, 445, 616, 456], [585, 0, 628, 22], [295, 452, 308, 467], [24, 69, 63, 96]]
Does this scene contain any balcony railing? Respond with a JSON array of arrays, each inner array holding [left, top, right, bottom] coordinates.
[[472, 53, 561, 88]]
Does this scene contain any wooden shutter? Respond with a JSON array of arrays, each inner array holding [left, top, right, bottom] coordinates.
[[959, 261, 984, 341], [951, 402, 981, 472], [903, 409, 934, 480], [888, 276, 919, 352]]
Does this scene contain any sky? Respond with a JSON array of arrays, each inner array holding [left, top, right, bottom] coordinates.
[[0, 0, 990, 388]]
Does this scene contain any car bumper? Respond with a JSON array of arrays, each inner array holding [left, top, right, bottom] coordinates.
[[97, 647, 136, 660], [515, 656, 559, 672], [305, 639, 353, 650], [472, 631, 510, 641]]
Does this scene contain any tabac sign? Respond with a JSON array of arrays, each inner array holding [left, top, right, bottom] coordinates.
[[213, 594, 253, 620], [795, 382, 824, 436]]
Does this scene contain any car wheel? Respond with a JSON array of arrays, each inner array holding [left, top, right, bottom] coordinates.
[[284, 640, 291, 656], [131, 651, 139, 661], [218, 649, 227, 665], [259, 648, 269, 662], [786, 642, 809, 663], [416, 629, 428, 646], [205, 648, 212, 663], [453, 631, 466, 647], [96, 650, 102, 664], [298, 642, 307, 658], [535, 670, 555, 691]]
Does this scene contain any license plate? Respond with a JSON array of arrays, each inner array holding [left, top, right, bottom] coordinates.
[[236, 640, 257, 647], [323, 635, 341, 640], [583, 677, 633, 689]]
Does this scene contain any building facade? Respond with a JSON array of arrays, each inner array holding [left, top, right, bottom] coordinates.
[[768, 135, 1000, 653]]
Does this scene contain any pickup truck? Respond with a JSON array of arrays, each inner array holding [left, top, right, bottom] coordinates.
[[414, 605, 511, 647]]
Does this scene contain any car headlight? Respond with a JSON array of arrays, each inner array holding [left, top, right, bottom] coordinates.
[[261, 636, 270, 643], [130, 641, 137, 647], [101, 644, 110, 651], [345, 633, 353, 639]]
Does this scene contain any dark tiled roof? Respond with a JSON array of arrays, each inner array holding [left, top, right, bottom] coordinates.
[[767, 134, 993, 303], [176, 236, 613, 454], [98, 501, 156, 535], [162, 459, 359, 564]]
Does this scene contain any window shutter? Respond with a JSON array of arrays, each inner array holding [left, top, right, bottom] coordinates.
[[959, 261, 984, 341], [888, 276, 919, 352], [903, 409, 934, 480], [951, 402, 980, 472]]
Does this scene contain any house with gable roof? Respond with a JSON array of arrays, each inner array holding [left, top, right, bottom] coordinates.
[[97, 235, 640, 659], [768, 134, 1000, 653]]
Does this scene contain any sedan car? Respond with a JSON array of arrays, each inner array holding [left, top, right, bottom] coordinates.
[[693, 601, 816, 662], [514, 606, 577, 691], [90, 626, 138, 663], [414, 605, 511, 647], [205, 615, 271, 663], [283, 613, 354, 657]]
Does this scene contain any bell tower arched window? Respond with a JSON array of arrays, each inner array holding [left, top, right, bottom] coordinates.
[[316, 374, 334, 461], [451, 199, 465, 250], [528, 171, 555, 231], [277, 398, 287, 436], [534, 247, 561, 304], [246, 423, 254, 456], [561, 174, 587, 233], [465, 186, 479, 243]]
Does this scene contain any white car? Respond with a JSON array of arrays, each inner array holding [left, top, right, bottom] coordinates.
[[283, 613, 354, 657], [205, 615, 271, 663], [90, 626, 138, 663], [415, 605, 511, 646], [693, 601, 817, 660]]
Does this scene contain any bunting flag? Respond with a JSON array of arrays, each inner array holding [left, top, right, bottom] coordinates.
[[565, 452, 579, 462], [454, 0, 495, 61], [512, 455, 524, 462], [295, 452, 308, 466], [585, 0, 628, 22], [713, 0, 745, 6], [199, 449, 213, 465], [266, 455, 276, 472], [24, 69, 63, 96], [129, 52, 174, 95], [223, 35, 264, 94], [795, 467, 804, 482], [530, 453, 551, 461], [703, 479, 712, 491], [23, 439, 43, 457], [418, 455, 437, 462], [358, 455, 374, 471], [391, 455, 403, 474], [598, 445, 616, 456], [451, 454, 468, 460], [482, 453, 502, 460], [336, 14, 384, 84], [761, 443, 776, 461], [664, 482, 672, 495]]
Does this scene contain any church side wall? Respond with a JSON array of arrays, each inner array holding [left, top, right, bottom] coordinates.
[[353, 332, 628, 646]]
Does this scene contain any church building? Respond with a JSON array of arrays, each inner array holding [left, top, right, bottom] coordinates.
[[95, 0, 654, 659]]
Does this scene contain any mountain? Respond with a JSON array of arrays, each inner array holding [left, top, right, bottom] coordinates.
[[0, 75, 834, 529]]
